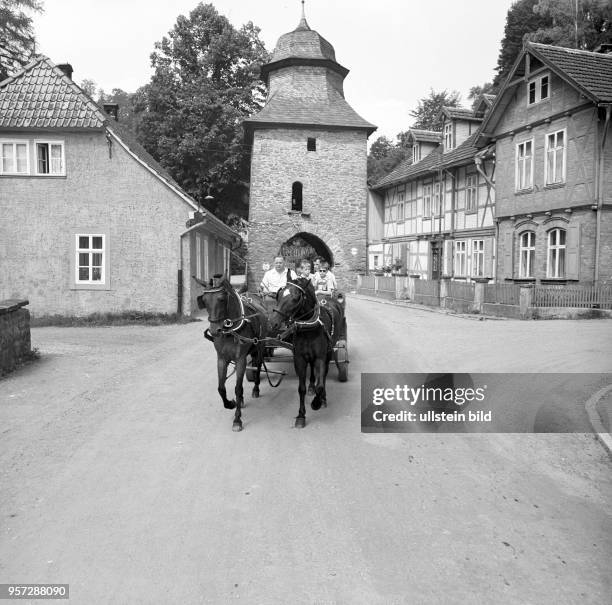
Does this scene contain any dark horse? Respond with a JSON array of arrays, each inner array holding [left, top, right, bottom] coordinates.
[[195, 274, 269, 432], [270, 275, 345, 428]]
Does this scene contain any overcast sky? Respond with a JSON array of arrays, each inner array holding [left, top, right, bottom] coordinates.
[[32, 0, 515, 141]]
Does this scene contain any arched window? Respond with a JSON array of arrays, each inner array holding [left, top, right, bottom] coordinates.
[[291, 181, 303, 212], [519, 231, 535, 278], [547, 228, 566, 278]]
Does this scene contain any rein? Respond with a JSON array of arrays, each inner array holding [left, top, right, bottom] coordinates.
[[277, 282, 334, 340]]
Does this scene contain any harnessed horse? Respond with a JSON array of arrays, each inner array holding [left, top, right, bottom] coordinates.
[[195, 275, 269, 432], [270, 275, 345, 428]]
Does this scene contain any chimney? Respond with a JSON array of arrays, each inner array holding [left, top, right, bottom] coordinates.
[[594, 42, 612, 54], [57, 63, 73, 80], [103, 103, 119, 121]]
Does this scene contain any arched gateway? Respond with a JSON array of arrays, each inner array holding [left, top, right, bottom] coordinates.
[[243, 8, 376, 290]]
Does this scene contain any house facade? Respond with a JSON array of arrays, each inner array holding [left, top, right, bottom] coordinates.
[[0, 57, 238, 317], [371, 106, 496, 281], [244, 12, 376, 290], [477, 42, 612, 285]]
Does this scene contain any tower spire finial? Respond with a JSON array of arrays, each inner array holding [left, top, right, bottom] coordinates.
[[296, 0, 310, 31]]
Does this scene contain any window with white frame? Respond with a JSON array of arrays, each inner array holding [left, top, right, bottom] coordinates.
[[1, 140, 29, 174], [465, 174, 477, 212], [472, 240, 485, 277], [545, 129, 566, 185], [519, 231, 535, 278], [76, 235, 105, 283], [444, 122, 453, 151], [547, 228, 566, 278], [423, 184, 432, 218], [528, 73, 549, 105], [36, 141, 65, 175], [196, 233, 202, 279], [397, 190, 405, 221], [516, 140, 534, 190], [454, 241, 466, 276], [434, 182, 443, 216], [373, 254, 380, 269], [413, 143, 421, 163]]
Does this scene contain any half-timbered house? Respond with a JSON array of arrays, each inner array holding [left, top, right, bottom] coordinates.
[[476, 42, 612, 284], [370, 104, 496, 281]]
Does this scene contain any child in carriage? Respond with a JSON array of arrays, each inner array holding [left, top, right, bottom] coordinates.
[[314, 261, 337, 296]]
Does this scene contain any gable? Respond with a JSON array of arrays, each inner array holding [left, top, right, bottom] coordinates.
[[0, 56, 105, 130]]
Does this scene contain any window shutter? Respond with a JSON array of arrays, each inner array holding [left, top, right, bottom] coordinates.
[[502, 231, 514, 279], [566, 224, 580, 280], [484, 237, 494, 278], [443, 239, 453, 275]]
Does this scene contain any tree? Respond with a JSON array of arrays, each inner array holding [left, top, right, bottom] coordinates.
[[409, 89, 461, 132], [134, 3, 269, 221], [468, 81, 495, 108], [367, 136, 410, 186], [0, 0, 43, 81], [528, 0, 612, 49], [494, 0, 553, 87]]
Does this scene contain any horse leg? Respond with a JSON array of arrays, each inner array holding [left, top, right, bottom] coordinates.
[[233, 356, 246, 432], [294, 354, 308, 429], [311, 356, 327, 410], [251, 350, 261, 399], [217, 357, 236, 410], [308, 361, 316, 395]]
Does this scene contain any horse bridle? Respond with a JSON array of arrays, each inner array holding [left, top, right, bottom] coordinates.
[[274, 281, 323, 324]]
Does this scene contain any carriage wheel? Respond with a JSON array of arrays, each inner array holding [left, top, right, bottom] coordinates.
[[335, 340, 348, 382]]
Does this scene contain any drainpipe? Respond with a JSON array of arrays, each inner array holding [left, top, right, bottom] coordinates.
[[595, 104, 611, 283]]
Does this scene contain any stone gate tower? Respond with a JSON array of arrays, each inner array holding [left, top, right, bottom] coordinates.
[[244, 9, 376, 290]]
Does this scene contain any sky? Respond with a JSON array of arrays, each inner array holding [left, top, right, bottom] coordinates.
[[32, 0, 516, 141]]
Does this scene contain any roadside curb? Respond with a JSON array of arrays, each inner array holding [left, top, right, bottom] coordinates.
[[584, 384, 612, 458], [346, 293, 506, 321]]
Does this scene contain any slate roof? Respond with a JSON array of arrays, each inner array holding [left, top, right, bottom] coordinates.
[[442, 106, 481, 121], [244, 90, 377, 133], [270, 17, 337, 63], [373, 133, 480, 189], [0, 56, 106, 129], [528, 42, 612, 102], [408, 129, 442, 143]]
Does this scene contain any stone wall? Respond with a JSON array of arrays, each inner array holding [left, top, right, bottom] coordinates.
[[0, 299, 31, 376], [247, 127, 368, 291]]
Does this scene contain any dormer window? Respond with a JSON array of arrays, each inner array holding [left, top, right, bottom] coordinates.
[[413, 143, 421, 163], [528, 73, 550, 105], [444, 123, 453, 151]]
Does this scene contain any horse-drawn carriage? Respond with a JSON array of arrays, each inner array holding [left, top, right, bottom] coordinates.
[[195, 273, 349, 430]]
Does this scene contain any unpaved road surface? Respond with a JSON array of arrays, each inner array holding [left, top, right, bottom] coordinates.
[[1, 297, 611, 604]]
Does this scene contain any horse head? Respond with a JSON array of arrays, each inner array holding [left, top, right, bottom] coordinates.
[[195, 274, 237, 336], [270, 276, 316, 332]]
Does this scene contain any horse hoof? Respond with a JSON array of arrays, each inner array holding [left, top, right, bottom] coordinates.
[[232, 422, 243, 432], [224, 400, 236, 410], [322, 401, 327, 408], [252, 388, 260, 398], [311, 398, 321, 411], [308, 385, 315, 395], [294, 417, 306, 429]]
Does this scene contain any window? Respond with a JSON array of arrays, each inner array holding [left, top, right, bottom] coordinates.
[[454, 241, 467, 276], [472, 240, 484, 277], [307, 137, 316, 151], [434, 182, 443, 216], [547, 228, 566, 278], [516, 140, 534, 191], [545, 129, 566, 185], [1, 141, 29, 174], [444, 122, 453, 151], [373, 255, 380, 269], [423, 184, 432, 218], [413, 143, 421, 163], [465, 174, 478, 212], [36, 141, 64, 175], [291, 181, 303, 212], [528, 74, 550, 105], [397, 191, 405, 221], [76, 235, 105, 283], [519, 231, 535, 278], [196, 233, 202, 279]]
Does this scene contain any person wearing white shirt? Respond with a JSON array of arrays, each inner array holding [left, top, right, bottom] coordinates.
[[260, 256, 295, 294], [313, 261, 337, 294]]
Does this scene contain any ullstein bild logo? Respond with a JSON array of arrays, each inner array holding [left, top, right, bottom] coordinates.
[[360, 373, 610, 433]]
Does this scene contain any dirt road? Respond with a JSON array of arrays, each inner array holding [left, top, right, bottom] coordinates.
[[1, 299, 611, 604]]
